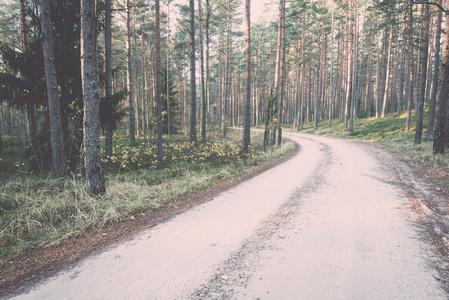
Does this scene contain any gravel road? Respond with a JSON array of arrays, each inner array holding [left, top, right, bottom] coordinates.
[[10, 133, 449, 299]]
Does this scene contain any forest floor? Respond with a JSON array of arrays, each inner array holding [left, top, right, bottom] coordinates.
[[2, 131, 449, 299]]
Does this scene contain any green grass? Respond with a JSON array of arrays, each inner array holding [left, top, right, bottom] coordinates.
[[0, 131, 295, 259], [288, 110, 449, 176]]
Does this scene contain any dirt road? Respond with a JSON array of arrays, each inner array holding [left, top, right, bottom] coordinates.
[[10, 133, 449, 299]]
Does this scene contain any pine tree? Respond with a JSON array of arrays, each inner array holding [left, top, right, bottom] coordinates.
[[81, 0, 105, 195], [40, 0, 64, 175]]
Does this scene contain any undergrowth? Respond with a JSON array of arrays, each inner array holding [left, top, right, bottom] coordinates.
[[0, 131, 295, 259]]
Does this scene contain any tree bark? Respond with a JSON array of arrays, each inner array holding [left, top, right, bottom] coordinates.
[[381, 23, 393, 118], [349, 0, 358, 132], [166, 0, 171, 137], [433, 1, 449, 154], [405, 2, 414, 132], [243, 0, 251, 153], [428, 0, 443, 137], [223, 0, 232, 138], [277, 0, 285, 145], [397, 20, 407, 113], [329, 2, 335, 127], [344, 6, 353, 128], [20, 0, 37, 140], [198, 0, 207, 141], [189, 0, 197, 143], [314, 26, 322, 130], [40, 0, 65, 175], [364, 33, 373, 117], [104, 0, 113, 159], [126, 0, 135, 144], [155, 0, 163, 167], [414, 1, 430, 145], [81, 0, 106, 195]]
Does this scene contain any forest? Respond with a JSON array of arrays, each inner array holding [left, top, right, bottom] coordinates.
[[0, 0, 448, 194]]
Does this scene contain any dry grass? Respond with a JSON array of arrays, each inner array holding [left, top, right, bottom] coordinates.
[[0, 131, 295, 259]]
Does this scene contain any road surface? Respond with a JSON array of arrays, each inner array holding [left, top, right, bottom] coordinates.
[[10, 133, 448, 299]]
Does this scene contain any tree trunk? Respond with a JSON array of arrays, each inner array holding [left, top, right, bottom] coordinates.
[[344, 8, 353, 128], [104, 0, 113, 159], [428, 0, 443, 137], [205, 0, 211, 126], [243, 0, 251, 153], [364, 34, 373, 117], [20, 0, 37, 140], [349, 0, 358, 132], [141, 10, 147, 140], [329, 2, 335, 127], [223, 1, 232, 138], [40, 0, 64, 175], [375, 20, 381, 118], [166, 0, 171, 137], [126, 0, 135, 144], [156, 0, 163, 167], [81, 0, 106, 195], [268, 0, 283, 146], [277, 0, 285, 145], [414, 1, 430, 145], [314, 27, 322, 130], [405, 2, 414, 132], [198, 0, 206, 141], [381, 23, 393, 118], [189, 0, 197, 143], [397, 20, 407, 113], [433, 2, 449, 154], [19, 0, 28, 51]]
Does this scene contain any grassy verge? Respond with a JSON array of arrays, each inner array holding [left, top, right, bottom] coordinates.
[[288, 111, 449, 180], [0, 131, 295, 259]]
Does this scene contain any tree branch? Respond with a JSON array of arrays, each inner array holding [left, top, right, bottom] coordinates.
[[413, 1, 448, 14]]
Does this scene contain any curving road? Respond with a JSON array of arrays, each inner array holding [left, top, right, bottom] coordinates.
[[11, 133, 448, 299]]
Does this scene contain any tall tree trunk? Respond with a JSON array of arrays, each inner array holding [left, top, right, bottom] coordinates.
[[243, 0, 251, 153], [375, 20, 381, 118], [133, 21, 140, 139], [405, 2, 414, 132], [141, 10, 147, 140], [314, 26, 322, 130], [156, 0, 163, 167], [277, 0, 285, 145], [20, 0, 37, 140], [268, 0, 283, 146], [414, 1, 430, 145], [40, 0, 64, 175], [189, 0, 197, 143], [428, 0, 443, 137], [381, 23, 393, 118], [126, 0, 135, 144], [349, 0, 358, 132], [223, 0, 231, 138], [104, 0, 113, 159], [81, 0, 105, 195], [19, 0, 28, 51], [344, 7, 353, 128], [433, 1, 449, 154], [397, 20, 407, 113], [364, 34, 373, 117], [198, 0, 206, 141], [329, 2, 335, 128], [166, 0, 171, 137], [205, 0, 211, 126]]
